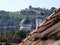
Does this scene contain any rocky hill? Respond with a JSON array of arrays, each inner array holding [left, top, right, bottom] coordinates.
[[19, 8, 60, 45]]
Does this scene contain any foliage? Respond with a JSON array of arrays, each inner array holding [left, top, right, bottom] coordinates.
[[0, 30, 30, 42], [0, 6, 55, 42], [15, 30, 30, 37]]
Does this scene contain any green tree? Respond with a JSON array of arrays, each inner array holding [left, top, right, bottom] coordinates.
[[29, 5, 33, 9]]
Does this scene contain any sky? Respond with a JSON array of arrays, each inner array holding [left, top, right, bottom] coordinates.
[[0, 0, 60, 11]]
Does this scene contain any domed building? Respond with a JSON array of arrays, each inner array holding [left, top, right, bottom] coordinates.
[[20, 17, 33, 30]]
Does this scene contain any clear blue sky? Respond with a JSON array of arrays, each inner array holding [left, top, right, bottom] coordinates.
[[0, 0, 60, 11]]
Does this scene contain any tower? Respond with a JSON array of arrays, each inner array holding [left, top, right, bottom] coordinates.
[[36, 12, 44, 28]]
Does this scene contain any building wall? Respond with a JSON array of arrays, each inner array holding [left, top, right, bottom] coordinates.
[[36, 14, 44, 28], [20, 24, 32, 30], [36, 19, 43, 28]]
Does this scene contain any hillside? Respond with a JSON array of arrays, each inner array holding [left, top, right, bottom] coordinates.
[[0, 6, 55, 32], [9, 6, 54, 19], [0, 6, 57, 43]]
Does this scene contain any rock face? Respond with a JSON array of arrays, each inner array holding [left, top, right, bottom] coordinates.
[[19, 8, 60, 45]]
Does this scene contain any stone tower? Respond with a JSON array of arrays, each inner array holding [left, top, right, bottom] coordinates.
[[36, 12, 44, 28]]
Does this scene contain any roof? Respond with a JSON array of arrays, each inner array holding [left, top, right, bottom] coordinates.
[[19, 8, 60, 45], [30, 8, 60, 35], [20, 17, 32, 25]]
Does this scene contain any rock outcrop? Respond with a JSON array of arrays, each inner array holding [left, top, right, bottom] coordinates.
[[19, 8, 60, 45]]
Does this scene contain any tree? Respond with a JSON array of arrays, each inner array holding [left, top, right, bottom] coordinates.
[[15, 30, 30, 38], [29, 5, 33, 9], [51, 7, 56, 11]]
